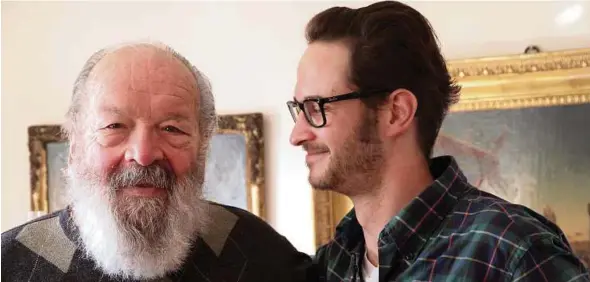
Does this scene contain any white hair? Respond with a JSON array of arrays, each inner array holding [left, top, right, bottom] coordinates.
[[67, 162, 210, 279]]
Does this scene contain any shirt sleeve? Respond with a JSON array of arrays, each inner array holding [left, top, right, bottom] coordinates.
[[510, 237, 589, 282]]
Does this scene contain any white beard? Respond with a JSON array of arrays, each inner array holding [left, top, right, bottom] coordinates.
[[65, 163, 210, 280]]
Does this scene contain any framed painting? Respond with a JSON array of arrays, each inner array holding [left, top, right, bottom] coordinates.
[[28, 113, 266, 220], [312, 47, 590, 266]]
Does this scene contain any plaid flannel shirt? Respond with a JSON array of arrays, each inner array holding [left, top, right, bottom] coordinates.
[[313, 156, 589, 282]]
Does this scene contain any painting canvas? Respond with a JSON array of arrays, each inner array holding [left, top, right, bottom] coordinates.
[[203, 133, 248, 210], [46, 141, 69, 213], [28, 113, 266, 220], [433, 103, 590, 267]]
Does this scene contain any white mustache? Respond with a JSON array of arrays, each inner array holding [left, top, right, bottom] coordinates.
[[108, 164, 175, 191]]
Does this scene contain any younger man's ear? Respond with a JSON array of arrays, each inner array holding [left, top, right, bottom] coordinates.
[[383, 88, 418, 137]]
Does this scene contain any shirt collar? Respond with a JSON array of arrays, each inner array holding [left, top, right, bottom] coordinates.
[[332, 156, 471, 259], [378, 156, 470, 259]]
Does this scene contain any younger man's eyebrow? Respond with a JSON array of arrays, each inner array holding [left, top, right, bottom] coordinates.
[[293, 95, 322, 102]]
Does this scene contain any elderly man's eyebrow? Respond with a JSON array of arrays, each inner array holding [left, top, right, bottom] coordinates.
[[164, 113, 191, 122], [99, 105, 124, 115]]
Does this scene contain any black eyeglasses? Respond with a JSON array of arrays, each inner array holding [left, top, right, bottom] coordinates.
[[286, 89, 390, 128]]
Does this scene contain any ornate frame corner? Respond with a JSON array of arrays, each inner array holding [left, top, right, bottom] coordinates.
[[448, 48, 590, 112]]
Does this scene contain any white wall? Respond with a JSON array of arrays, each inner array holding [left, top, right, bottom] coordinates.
[[2, 1, 589, 255]]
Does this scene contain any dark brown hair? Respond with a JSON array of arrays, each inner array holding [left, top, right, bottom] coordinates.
[[306, 1, 461, 158]]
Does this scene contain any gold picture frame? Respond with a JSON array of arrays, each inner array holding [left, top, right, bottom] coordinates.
[[28, 113, 266, 220], [312, 47, 590, 249]]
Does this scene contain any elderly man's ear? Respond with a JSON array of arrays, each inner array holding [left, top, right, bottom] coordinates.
[[67, 134, 77, 166]]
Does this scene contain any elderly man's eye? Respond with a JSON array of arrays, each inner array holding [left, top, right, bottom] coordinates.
[[163, 126, 184, 134], [104, 123, 124, 130]]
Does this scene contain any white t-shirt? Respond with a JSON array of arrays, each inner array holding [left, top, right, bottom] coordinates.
[[362, 250, 379, 282]]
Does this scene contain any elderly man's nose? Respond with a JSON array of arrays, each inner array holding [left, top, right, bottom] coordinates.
[[124, 131, 164, 166]]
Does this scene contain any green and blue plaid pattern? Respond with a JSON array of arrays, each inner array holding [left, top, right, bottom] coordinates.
[[314, 156, 589, 281]]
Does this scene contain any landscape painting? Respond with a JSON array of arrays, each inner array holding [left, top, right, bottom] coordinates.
[[433, 102, 590, 267]]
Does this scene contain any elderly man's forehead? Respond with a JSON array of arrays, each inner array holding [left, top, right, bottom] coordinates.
[[87, 45, 198, 91]]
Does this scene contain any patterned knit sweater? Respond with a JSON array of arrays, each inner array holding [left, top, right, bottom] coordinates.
[[2, 202, 313, 282]]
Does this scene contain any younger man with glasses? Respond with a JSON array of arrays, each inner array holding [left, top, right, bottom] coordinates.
[[287, 1, 589, 281]]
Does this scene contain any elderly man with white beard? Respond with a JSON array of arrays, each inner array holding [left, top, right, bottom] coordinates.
[[1, 42, 313, 282]]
